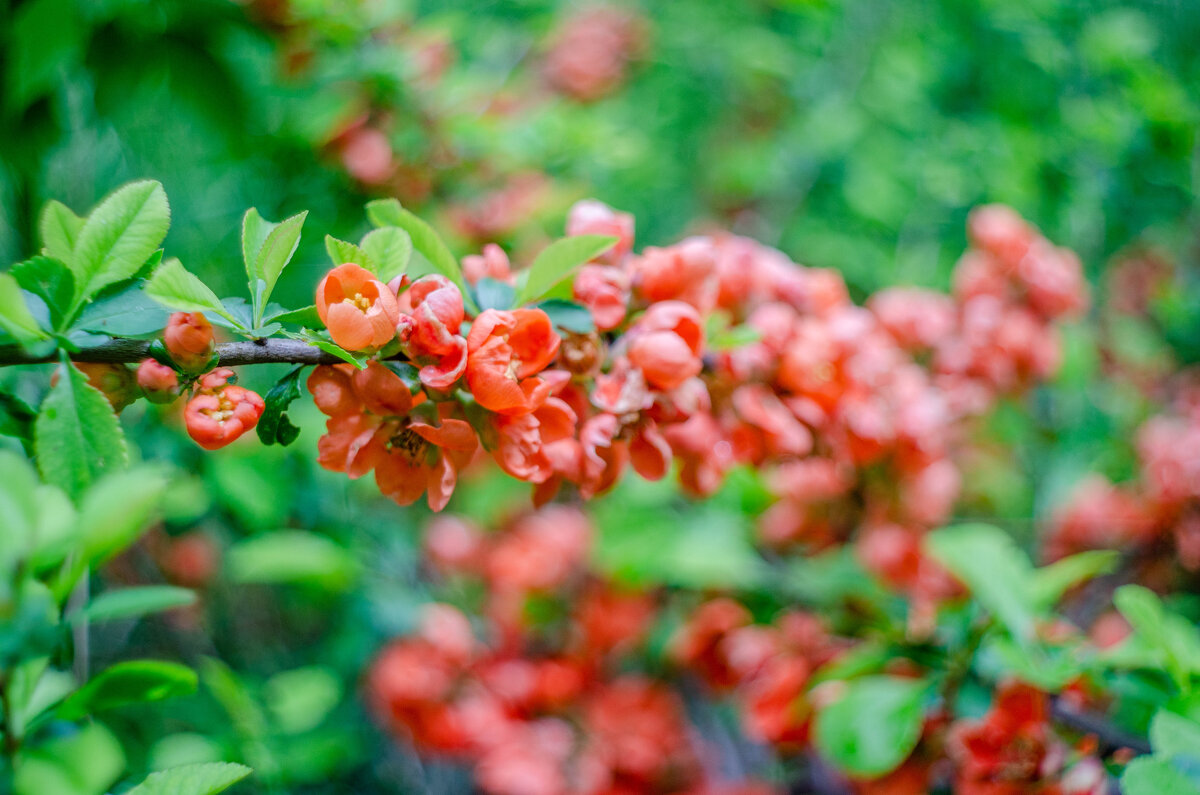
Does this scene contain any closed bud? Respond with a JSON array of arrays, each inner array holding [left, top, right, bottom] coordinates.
[[164, 312, 215, 372], [136, 358, 180, 404]]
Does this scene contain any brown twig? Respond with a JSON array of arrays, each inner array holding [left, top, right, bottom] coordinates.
[[0, 338, 349, 367]]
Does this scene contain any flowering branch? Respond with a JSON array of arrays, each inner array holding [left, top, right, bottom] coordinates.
[[0, 338, 351, 367]]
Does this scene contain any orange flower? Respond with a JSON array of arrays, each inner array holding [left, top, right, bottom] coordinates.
[[136, 358, 180, 404], [164, 311, 215, 372], [372, 411, 478, 511], [316, 264, 401, 351], [185, 384, 264, 450], [626, 300, 705, 392], [397, 275, 468, 390], [466, 308, 561, 415]]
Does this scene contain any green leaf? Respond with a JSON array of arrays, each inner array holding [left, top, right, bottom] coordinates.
[[257, 366, 304, 446], [1122, 757, 1200, 795], [265, 666, 341, 734], [814, 676, 928, 778], [475, 277, 516, 311], [286, 330, 366, 369], [1030, 550, 1118, 610], [11, 257, 75, 330], [227, 530, 358, 589], [264, 305, 322, 329], [0, 389, 39, 445], [34, 356, 128, 498], [6, 0, 87, 116], [75, 586, 196, 624], [39, 200, 85, 264], [925, 523, 1036, 643], [78, 466, 168, 564], [1151, 710, 1200, 759], [709, 324, 763, 351], [14, 721, 124, 795], [241, 208, 277, 280], [70, 180, 170, 308], [515, 235, 617, 305], [73, 284, 170, 338], [365, 199, 471, 302], [361, 226, 413, 282], [145, 258, 240, 326], [126, 762, 253, 795], [248, 211, 306, 322], [534, 298, 595, 334], [0, 451, 40, 575], [324, 235, 372, 269], [57, 660, 197, 720], [0, 273, 51, 348]]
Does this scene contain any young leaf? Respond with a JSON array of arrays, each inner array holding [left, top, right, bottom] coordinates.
[[57, 660, 197, 719], [264, 305, 322, 328], [256, 366, 304, 446], [364, 198, 471, 302], [515, 235, 617, 305], [325, 235, 373, 269], [39, 199, 85, 263], [361, 226, 412, 281], [287, 330, 366, 369], [126, 762, 253, 795], [814, 676, 928, 778], [145, 258, 240, 326], [11, 256, 74, 330], [34, 356, 128, 498], [73, 284, 170, 338], [241, 208, 277, 278], [0, 273, 51, 348], [1030, 550, 1118, 610], [475, 277, 516, 311], [533, 298, 595, 334], [70, 180, 170, 308], [226, 530, 358, 589], [925, 523, 1036, 643], [248, 210, 306, 322], [75, 586, 195, 624]]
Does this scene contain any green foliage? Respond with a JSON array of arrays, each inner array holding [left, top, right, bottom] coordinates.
[[57, 660, 198, 719], [226, 530, 358, 590], [74, 586, 197, 625], [814, 676, 928, 778], [146, 258, 240, 327], [126, 762, 253, 795], [256, 367, 305, 447], [34, 357, 127, 498], [366, 199, 472, 304], [514, 235, 617, 305]]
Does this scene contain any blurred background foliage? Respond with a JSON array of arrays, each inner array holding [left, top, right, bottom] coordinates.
[[3, 0, 1200, 791]]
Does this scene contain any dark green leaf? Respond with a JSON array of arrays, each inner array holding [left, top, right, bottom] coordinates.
[[57, 660, 198, 719], [533, 298, 595, 334], [0, 390, 38, 445], [73, 284, 169, 338], [515, 235, 617, 305], [34, 356, 128, 498], [288, 330, 367, 369], [11, 257, 74, 330], [814, 676, 928, 778], [257, 366, 305, 446], [0, 274, 51, 348], [381, 361, 423, 393], [264, 305, 323, 328], [475, 277, 516, 311]]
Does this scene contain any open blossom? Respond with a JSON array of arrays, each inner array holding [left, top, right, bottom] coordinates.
[[574, 265, 631, 330], [462, 243, 513, 286], [632, 237, 719, 312], [466, 308, 561, 414], [164, 311, 215, 372], [316, 263, 400, 351], [397, 275, 468, 390], [627, 300, 705, 392], [184, 378, 264, 451]]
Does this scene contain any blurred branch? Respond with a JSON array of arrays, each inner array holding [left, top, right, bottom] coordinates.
[[0, 339, 351, 367], [1051, 698, 1151, 756]]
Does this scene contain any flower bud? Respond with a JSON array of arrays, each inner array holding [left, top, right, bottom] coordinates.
[[136, 358, 180, 404], [164, 312, 215, 372]]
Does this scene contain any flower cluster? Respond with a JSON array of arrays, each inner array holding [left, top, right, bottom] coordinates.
[[368, 508, 770, 795]]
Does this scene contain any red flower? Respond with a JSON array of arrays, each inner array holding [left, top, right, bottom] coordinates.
[[398, 275, 468, 390], [466, 308, 561, 414], [185, 383, 265, 450], [627, 300, 705, 392], [136, 358, 180, 404], [316, 263, 401, 351]]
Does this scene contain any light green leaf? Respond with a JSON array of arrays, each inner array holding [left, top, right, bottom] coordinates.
[[365, 199, 470, 302], [0, 451, 40, 574], [12, 256, 75, 330], [39, 201, 83, 264], [70, 180, 170, 307], [14, 721, 124, 795], [814, 676, 928, 778], [265, 666, 341, 734], [241, 208, 277, 280], [324, 235, 373, 269], [264, 305, 321, 328], [249, 211, 306, 321], [57, 660, 197, 719], [1031, 550, 1118, 610], [926, 523, 1036, 643], [227, 530, 358, 589], [126, 762, 253, 795], [286, 330, 366, 369], [515, 235, 617, 305], [360, 226, 412, 282], [1151, 710, 1200, 760], [34, 357, 128, 499], [78, 466, 168, 564], [0, 273, 51, 347], [1121, 757, 1200, 795], [145, 258, 240, 326], [75, 586, 196, 624]]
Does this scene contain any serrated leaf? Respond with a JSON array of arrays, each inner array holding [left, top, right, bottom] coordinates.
[[361, 226, 412, 282], [475, 277, 516, 311], [34, 357, 128, 498], [57, 660, 197, 719], [925, 523, 1036, 643], [324, 235, 373, 269], [39, 200, 84, 264], [365, 199, 471, 304], [70, 180, 170, 307], [533, 298, 595, 334], [515, 234, 617, 305], [814, 676, 928, 778], [0, 390, 38, 446], [75, 586, 196, 624], [126, 762, 253, 795], [257, 366, 304, 446], [11, 257, 74, 330], [0, 273, 50, 348], [249, 211, 306, 322], [1030, 550, 1118, 610], [241, 208, 277, 279], [227, 530, 358, 589], [73, 284, 170, 338], [145, 258, 240, 326]]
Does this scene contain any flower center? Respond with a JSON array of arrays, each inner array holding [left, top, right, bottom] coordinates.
[[202, 393, 235, 424], [390, 427, 428, 462], [342, 292, 373, 312]]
